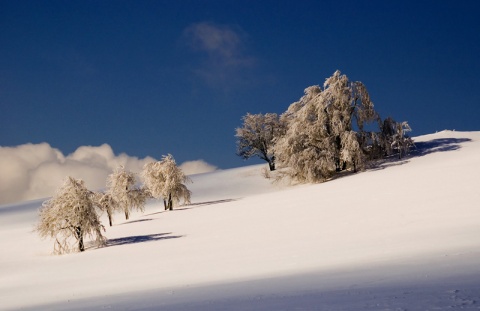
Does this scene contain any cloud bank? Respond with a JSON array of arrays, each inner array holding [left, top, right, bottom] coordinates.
[[0, 143, 217, 205]]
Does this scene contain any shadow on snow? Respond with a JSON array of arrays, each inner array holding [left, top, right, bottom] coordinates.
[[145, 199, 238, 216], [179, 199, 239, 210], [369, 137, 472, 171], [106, 233, 183, 247], [120, 218, 153, 225], [410, 137, 471, 157]]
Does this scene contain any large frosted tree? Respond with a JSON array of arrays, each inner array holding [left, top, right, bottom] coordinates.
[[274, 70, 381, 182], [235, 113, 284, 171], [142, 154, 191, 210], [36, 177, 106, 254]]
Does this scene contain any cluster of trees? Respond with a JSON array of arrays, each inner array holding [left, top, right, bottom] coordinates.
[[36, 154, 191, 254], [236, 70, 414, 182]]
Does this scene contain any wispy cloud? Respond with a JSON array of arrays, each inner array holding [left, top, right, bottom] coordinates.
[[183, 22, 256, 88], [0, 143, 217, 205]]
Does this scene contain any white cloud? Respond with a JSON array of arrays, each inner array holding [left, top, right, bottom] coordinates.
[[184, 22, 245, 64], [0, 143, 217, 205], [179, 160, 218, 176], [183, 22, 256, 87]]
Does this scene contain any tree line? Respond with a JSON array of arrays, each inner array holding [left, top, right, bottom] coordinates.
[[236, 70, 414, 182], [36, 154, 191, 254]]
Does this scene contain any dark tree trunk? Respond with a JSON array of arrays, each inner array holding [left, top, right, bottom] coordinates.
[[107, 211, 113, 227], [75, 226, 84, 252], [268, 161, 275, 171], [168, 193, 173, 211], [124, 209, 130, 220], [164, 199, 168, 210]]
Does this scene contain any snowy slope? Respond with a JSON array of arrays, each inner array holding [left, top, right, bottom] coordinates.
[[1, 130, 479, 310]]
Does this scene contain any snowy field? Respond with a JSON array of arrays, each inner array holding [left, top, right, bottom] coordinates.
[[1, 130, 480, 310]]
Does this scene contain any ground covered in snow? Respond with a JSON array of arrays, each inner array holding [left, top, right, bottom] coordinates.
[[1, 130, 480, 310]]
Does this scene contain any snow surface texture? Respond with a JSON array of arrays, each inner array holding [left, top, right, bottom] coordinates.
[[1, 130, 479, 310]]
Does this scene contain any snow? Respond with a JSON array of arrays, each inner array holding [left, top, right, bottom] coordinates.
[[1, 130, 480, 310]]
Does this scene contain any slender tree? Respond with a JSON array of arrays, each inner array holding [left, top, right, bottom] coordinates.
[[93, 192, 116, 227], [142, 154, 191, 210], [106, 166, 147, 221], [391, 121, 414, 159], [36, 177, 106, 254]]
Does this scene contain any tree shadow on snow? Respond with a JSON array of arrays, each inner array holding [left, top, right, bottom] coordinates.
[[368, 137, 472, 171], [410, 137, 471, 157], [178, 199, 239, 210], [119, 218, 153, 225], [145, 199, 238, 215], [105, 233, 183, 247]]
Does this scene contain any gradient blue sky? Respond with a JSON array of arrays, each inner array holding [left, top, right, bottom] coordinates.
[[1, 0, 479, 169]]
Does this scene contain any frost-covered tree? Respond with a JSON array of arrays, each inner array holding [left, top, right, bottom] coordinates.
[[93, 192, 116, 227], [376, 116, 398, 157], [391, 121, 414, 159], [274, 71, 380, 182], [36, 177, 106, 254], [274, 85, 336, 182], [377, 117, 414, 159], [142, 154, 191, 210], [321, 70, 379, 170], [235, 112, 284, 171], [340, 130, 363, 173], [106, 166, 147, 221]]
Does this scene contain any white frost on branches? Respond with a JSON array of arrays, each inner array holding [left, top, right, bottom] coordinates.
[[142, 154, 191, 210], [391, 121, 414, 159], [105, 166, 146, 221], [36, 177, 106, 254], [235, 112, 284, 171], [273, 70, 399, 183]]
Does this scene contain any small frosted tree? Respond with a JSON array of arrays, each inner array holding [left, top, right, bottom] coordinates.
[[36, 177, 106, 254], [142, 154, 191, 210], [106, 166, 147, 221], [94, 192, 116, 227], [235, 112, 284, 171], [391, 121, 414, 159]]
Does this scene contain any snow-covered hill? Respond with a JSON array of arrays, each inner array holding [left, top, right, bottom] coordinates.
[[1, 130, 479, 310]]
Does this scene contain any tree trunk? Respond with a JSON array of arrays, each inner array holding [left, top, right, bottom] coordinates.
[[75, 226, 84, 252], [168, 193, 173, 211], [164, 199, 168, 210], [268, 158, 276, 171], [335, 159, 341, 172], [124, 209, 130, 220], [107, 210, 113, 227]]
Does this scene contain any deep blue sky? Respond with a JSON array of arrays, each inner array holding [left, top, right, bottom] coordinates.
[[1, 0, 479, 169]]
